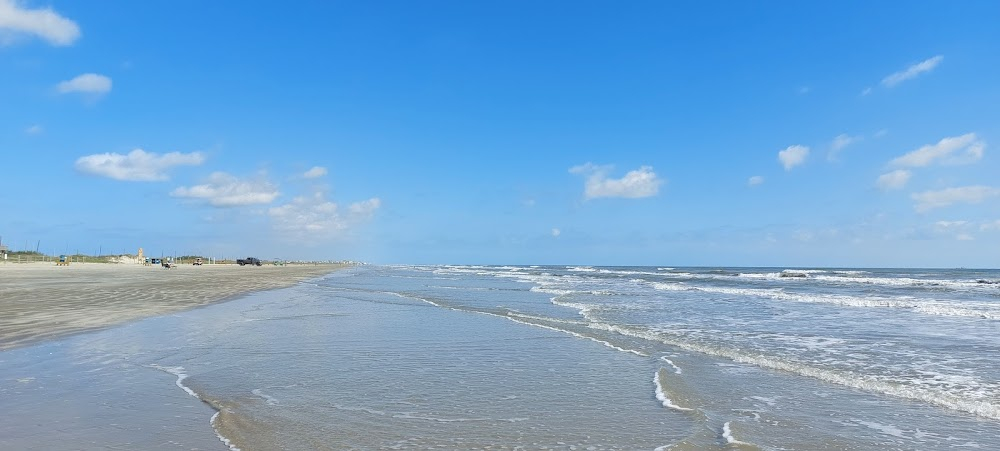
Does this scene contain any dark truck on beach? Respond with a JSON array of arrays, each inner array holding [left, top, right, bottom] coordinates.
[[237, 257, 262, 266]]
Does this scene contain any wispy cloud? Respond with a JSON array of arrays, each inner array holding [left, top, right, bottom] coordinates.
[[268, 192, 380, 238], [172, 172, 279, 207], [56, 73, 112, 96], [911, 186, 1000, 212], [348, 198, 381, 218], [748, 176, 764, 187], [551, 228, 561, 237], [881, 55, 944, 88], [75, 149, 205, 181], [777, 145, 809, 170], [828, 134, 861, 161], [932, 221, 976, 241], [302, 166, 327, 179], [934, 220, 968, 229], [569, 163, 663, 200], [793, 229, 815, 242], [876, 169, 911, 191], [0, 0, 80, 46], [891, 133, 984, 167], [931, 219, 1000, 236], [24, 124, 42, 135]]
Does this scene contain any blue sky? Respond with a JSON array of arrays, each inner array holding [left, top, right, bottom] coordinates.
[[2, 1, 999, 267]]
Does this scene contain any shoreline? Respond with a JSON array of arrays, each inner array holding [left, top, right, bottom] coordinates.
[[0, 262, 346, 351]]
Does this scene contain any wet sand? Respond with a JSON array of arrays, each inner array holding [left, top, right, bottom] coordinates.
[[0, 262, 344, 351]]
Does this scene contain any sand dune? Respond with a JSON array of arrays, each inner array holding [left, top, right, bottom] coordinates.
[[0, 262, 343, 350]]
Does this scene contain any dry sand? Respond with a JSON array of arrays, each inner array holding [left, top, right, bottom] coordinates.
[[0, 261, 344, 351]]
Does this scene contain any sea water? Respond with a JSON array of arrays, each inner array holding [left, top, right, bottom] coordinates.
[[3, 265, 1000, 449]]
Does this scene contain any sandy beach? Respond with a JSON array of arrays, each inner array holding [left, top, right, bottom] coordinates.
[[0, 262, 343, 351]]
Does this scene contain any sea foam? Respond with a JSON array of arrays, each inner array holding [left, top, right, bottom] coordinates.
[[149, 364, 242, 451], [654, 369, 693, 411]]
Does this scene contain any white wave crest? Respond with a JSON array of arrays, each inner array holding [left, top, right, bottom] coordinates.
[[660, 356, 683, 374], [650, 282, 695, 292], [832, 270, 870, 276], [549, 298, 597, 314], [151, 364, 243, 451], [211, 412, 243, 451], [148, 364, 199, 399], [501, 314, 647, 357], [649, 282, 1000, 320], [722, 421, 753, 446], [588, 322, 1000, 421], [735, 271, 993, 291], [654, 370, 693, 411], [529, 286, 576, 296]]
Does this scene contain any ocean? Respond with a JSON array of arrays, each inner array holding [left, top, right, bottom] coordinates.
[[3, 265, 1000, 450]]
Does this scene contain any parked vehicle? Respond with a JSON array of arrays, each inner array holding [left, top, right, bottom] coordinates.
[[193, 258, 203, 266], [237, 257, 262, 266]]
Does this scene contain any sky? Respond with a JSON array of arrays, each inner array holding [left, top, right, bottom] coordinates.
[[1, 1, 999, 267]]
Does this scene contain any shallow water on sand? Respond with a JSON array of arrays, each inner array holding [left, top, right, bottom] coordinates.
[[3, 265, 1000, 449]]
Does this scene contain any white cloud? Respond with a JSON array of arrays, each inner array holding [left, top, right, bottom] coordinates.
[[569, 163, 663, 200], [876, 169, 911, 191], [0, 0, 79, 46], [828, 134, 861, 161], [881, 55, 944, 87], [75, 149, 205, 181], [891, 133, 985, 167], [348, 198, 381, 217], [267, 192, 380, 238], [777, 145, 809, 170], [748, 176, 764, 187], [911, 186, 1000, 212], [934, 220, 967, 229], [171, 172, 279, 207], [551, 228, 561, 237], [861, 87, 873, 96], [56, 73, 112, 95], [302, 166, 327, 179], [934, 219, 1000, 238], [24, 124, 42, 135], [929, 221, 976, 242], [793, 230, 815, 242], [831, 134, 860, 151], [874, 129, 889, 138]]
